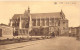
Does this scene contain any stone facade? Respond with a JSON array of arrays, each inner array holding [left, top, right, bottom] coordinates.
[[9, 7, 68, 37]]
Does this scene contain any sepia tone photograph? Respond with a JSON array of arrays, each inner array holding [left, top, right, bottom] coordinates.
[[0, 0, 80, 50]]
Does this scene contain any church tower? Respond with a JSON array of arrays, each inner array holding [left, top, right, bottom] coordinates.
[[24, 6, 30, 16], [27, 6, 32, 32], [28, 6, 30, 14], [60, 9, 65, 19]]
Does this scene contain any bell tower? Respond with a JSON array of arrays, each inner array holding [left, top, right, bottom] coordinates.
[[28, 6, 30, 14], [27, 6, 32, 32], [60, 9, 65, 19]]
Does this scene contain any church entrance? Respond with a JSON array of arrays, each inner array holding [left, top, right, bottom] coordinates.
[[13, 31, 18, 36]]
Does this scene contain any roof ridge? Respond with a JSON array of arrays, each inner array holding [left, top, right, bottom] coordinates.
[[31, 12, 60, 14]]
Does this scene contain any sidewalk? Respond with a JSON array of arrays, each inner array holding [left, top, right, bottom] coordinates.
[[0, 39, 50, 50]]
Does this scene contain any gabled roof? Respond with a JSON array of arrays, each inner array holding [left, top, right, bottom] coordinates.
[[31, 12, 61, 18], [12, 12, 63, 19], [12, 14, 23, 19], [12, 14, 29, 19]]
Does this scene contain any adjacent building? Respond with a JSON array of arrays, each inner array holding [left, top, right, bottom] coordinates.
[[69, 27, 77, 36], [9, 7, 68, 37], [0, 24, 13, 39], [69, 26, 80, 37], [76, 26, 80, 38]]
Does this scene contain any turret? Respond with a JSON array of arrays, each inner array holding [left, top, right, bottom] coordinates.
[[28, 6, 30, 13], [27, 6, 32, 31], [60, 9, 65, 19], [60, 9, 63, 15], [24, 10, 27, 15]]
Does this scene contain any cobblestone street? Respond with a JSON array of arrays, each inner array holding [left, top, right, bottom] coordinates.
[[0, 36, 80, 50]]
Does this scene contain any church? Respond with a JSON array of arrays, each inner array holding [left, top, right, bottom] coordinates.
[[9, 7, 68, 37]]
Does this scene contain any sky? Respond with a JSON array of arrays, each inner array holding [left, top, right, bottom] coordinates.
[[0, 1, 80, 27]]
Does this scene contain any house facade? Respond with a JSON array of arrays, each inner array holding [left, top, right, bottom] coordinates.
[[69, 26, 80, 37], [0, 24, 13, 39]]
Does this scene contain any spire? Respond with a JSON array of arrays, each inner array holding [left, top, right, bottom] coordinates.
[[24, 10, 27, 16], [60, 9, 65, 19], [60, 9, 64, 15], [60, 9, 63, 14], [28, 6, 30, 10], [24, 6, 30, 16], [28, 6, 30, 13]]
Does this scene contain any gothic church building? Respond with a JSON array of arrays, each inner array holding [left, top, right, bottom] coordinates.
[[9, 7, 68, 37]]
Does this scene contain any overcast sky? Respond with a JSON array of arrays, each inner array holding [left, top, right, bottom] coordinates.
[[0, 1, 80, 27]]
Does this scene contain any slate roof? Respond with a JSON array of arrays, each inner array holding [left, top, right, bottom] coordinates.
[[12, 12, 62, 19], [12, 14, 23, 19], [31, 12, 61, 18]]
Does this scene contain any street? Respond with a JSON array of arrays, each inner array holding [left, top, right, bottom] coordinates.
[[0, 36, 80, 50]]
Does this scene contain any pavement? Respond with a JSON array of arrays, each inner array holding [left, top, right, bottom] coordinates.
[[0, 36, 80, 50]]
